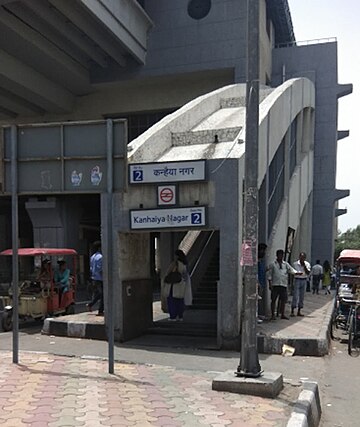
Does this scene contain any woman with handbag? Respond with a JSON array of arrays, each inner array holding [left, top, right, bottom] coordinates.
[[163, 249, 189, 321]]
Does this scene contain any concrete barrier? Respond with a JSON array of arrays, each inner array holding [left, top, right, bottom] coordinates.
[[287, 381, 321, 427]]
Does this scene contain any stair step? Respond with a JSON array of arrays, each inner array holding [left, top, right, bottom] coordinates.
[[148, 324, 216, 337], [191, 304, 217, 310], [192, 299, 217, 305], [203, 276, 219, 280], [198, 282, 218, 288], [199, 286, 217, 290], [191, 244, 219, 311], [194, 293, 217, 299], [194, 290, 217, 296]]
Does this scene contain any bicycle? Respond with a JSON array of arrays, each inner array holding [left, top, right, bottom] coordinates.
[[330, 287, 352, 341], [342, 298, 360, 357]]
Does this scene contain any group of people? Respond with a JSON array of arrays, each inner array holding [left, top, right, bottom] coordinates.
[[37, 258, 72, 304], [36, 241, 104, 315], [37, 258, 70, 291], [310, 259, 333, 295], [163, 245, 332, 323], [263, 247, 333, 321]]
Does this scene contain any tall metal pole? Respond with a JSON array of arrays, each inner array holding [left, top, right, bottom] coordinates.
[[237, 0, 261, 377], [106, 119, 114, 374], [11, 125, 19, 364]]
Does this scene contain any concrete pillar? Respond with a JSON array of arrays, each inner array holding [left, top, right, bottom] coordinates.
[[111, 231, 152, 341], [25, 197, 64, 248], [213, 159, 242, 350]]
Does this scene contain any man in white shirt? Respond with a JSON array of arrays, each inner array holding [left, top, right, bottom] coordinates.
[[291, 252, 311, 317], [311, 260, 323, 295], [268, 249, 299, 320]]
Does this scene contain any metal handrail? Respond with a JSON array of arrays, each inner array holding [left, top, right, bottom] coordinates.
[[275, 37, 337, 49], [190, 230, 216, 278]]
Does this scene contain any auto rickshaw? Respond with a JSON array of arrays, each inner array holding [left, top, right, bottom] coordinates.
[[337, 249, 360, 297], [331, 249, 360, 355], [0, 248, 77, 331]]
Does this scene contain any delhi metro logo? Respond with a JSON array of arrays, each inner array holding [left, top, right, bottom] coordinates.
[[157, 185, 176, 206]]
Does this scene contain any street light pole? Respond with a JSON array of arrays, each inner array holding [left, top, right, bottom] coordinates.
[[106, 119, 114, 374], [237, 0, 261, 378]]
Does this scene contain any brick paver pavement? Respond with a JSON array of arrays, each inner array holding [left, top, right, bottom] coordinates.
[[0, 351, 293, 427]]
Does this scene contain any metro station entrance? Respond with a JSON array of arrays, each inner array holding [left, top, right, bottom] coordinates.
[[147, 230, 219, 344], [1, 121, 244, 350]]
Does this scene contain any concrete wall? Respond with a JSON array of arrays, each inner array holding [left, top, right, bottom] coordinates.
[[25, 197, 83, 251], [212, 158, 243, 349], [111, 0, 247, 81], [113, 157, 243, 349], [107, 78, 315, 347], [255, 78, 315, 307], [90, 0, 272, 86], [258, 78, 315, 187], [272, 41, 351, 265]]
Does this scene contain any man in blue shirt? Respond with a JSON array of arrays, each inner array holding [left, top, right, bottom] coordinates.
[[87, 241, 104, 316]]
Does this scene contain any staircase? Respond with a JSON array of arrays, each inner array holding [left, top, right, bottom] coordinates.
[[191, 249, 219, 310]]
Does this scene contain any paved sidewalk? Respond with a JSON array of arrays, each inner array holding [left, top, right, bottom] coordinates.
[[43, 291, 335, 356], [0, 350, 297, 427], [0, 292, 331, 426], [257, 292, 334, 356]]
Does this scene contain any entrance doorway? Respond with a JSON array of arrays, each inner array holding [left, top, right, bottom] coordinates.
[[148, 230, 219, 342]]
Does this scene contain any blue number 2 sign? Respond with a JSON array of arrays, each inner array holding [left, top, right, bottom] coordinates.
[[191, 212, 202, 225], [132, 170, 143, 182]]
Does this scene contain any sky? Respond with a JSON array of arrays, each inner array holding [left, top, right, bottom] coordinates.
[[288, 0, 360, 233]]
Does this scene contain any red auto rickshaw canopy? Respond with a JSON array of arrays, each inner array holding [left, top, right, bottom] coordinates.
[[0, 248, 77, 257], [337, 249, 360, 264]]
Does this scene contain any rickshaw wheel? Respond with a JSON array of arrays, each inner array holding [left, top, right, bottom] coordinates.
[[348, 314, 360, 357], [1, 311, 13, 332], [330, 314, 344, 341]]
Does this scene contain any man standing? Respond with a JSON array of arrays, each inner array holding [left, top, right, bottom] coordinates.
[[268, 249, 299, 320], [291, 252, 311, 317], [87, 241, 104, 316], [311, 260, 323, 295]]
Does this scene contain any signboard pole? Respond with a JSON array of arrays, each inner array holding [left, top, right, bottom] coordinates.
[[237, 0, 262, 378], [11, 125, 19, 364], [106, 119, 114, 374]]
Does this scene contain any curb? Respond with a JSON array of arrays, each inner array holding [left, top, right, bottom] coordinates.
[[257, 335, 329, 357], [42, 318, 106, 340], [258, 297, 334, 357], [287, 381, 321, 427]]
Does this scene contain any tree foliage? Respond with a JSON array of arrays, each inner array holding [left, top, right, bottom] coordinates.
[[335, 225, 360, 259]]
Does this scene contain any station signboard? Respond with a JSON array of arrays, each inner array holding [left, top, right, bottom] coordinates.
[[130, 206, 206, 230], [129, 160, 206, 184]]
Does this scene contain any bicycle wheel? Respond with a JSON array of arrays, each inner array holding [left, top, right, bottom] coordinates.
[[348, 313, 360, 357], [330, 300, 344, 341]]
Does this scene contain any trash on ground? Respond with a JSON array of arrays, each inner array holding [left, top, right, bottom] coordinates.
[[282, 344, 295, 356]]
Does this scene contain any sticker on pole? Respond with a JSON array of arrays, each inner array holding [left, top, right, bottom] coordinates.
[[240, 240, 254, 266]]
